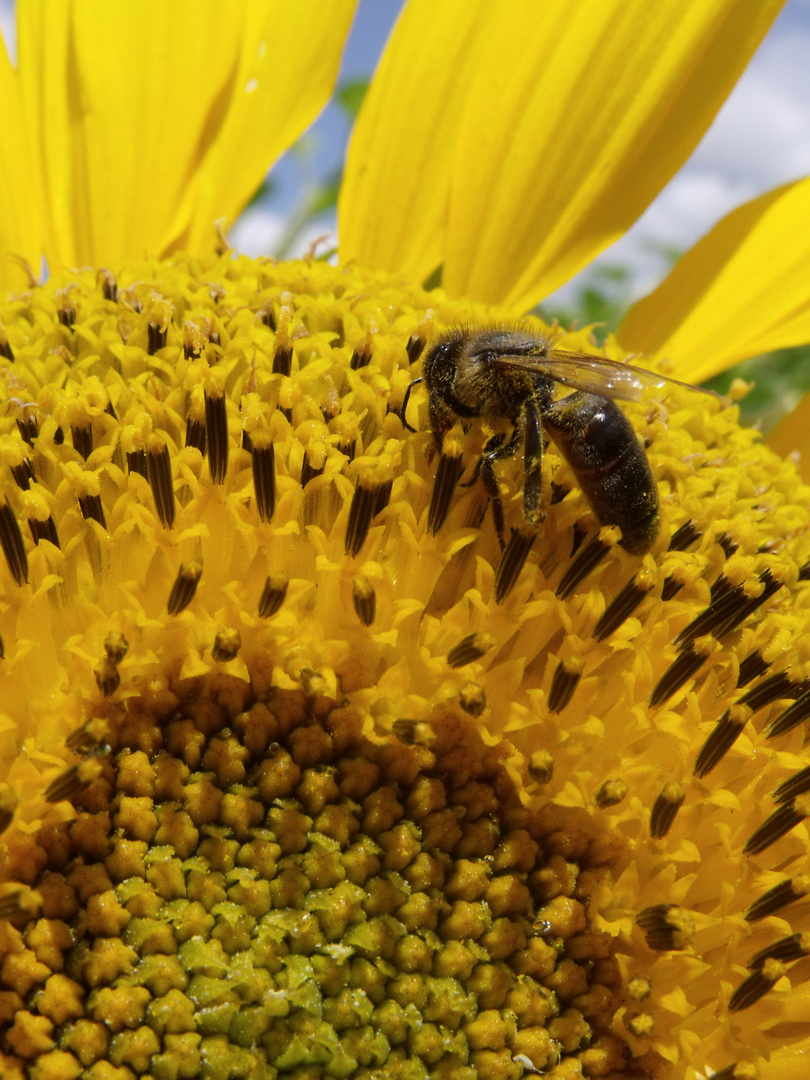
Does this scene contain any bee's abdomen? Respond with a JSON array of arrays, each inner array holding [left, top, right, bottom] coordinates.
[[544, 393, 659, 555]]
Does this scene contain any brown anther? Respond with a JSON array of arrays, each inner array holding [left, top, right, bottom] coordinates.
[[167, 560, 202, 616], [0, 886, 41, 920], [94, 657, 121, 697], [528, 750, 554, 784], [29, 514, 60, 548], [447, 631, 495, 669], [595, 779, 628, 808], [98, 268, 117, 302], [0, 324, 13, 361], [252, 440, 275, 522], [212, 628, 241, 662], [548, 656, 584, 713], [147, 441, 175, 528], [745, 874, 810, 922], [259, 573, 288, 618], [392, 721, 437, 748], [78, 493, 106, 528], [352, 577, 376, 627], [650, 782, 685, 839], [71, 423, 93, 460], [0, 788, 18, 835], [428, 451, 464, 536], [204, 391, 229, 484], [729, 958, 787, 1011], [459, 682, 486, 717], [495, 528, 536, 602], [45, 758, 104, 803], [66, 717, 110, 754], [0, 501, 28, 585], [636, 904, 695, 951], [104, 632, 129, 665]]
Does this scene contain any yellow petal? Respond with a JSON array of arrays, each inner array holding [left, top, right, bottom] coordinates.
[[0, 31, 43, 287], [768, 391, 810, 484], [339, 0, 489, 283], [619, 178, 810, 382], [18, 0, 354, 270], [340, 0, 783, 312]]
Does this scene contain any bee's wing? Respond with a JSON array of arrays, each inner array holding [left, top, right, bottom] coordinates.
[[494, 349, 721, 403]]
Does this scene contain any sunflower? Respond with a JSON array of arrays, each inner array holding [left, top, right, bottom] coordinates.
[[0, 1, 809, 1078]]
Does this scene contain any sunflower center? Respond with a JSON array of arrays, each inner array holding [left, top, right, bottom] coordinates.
[[1, 671, 627, 1079]]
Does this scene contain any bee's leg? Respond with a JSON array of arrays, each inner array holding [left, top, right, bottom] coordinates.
[[400, 377, 422, 432], [522, 399, 544, 528], [475, 429, 521, 550]]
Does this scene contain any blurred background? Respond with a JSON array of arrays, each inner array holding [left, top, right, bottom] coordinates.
[[2, 0, 809, 428]]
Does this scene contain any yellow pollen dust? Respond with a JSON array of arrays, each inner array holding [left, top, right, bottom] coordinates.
[[0, 254, 807, 1079]]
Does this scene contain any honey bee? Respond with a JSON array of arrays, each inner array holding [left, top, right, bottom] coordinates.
[[405, 326, 715, 554]]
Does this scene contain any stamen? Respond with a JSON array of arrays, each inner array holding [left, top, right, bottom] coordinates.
[[392, 719, 437, 747], [147, 442, 175, 528], [495, 528, 536, 603], [406, 333, 425, 364], [766, 686, 810, 738], [548, 657, 583, 713], [45, 758, 104, 803], [694, 708, 750, 778], [0, 501, 28, 585], [427, 452, 464, 536], [345, 482, 384, 557], [594, 576, 651, 641], [737, 651, 769, 687], [661, 576, 684, 601], [0, 327, 13, 361], [458, 682, 486, 717], [556, 534, 612, 600], [650, 782, 685, 838], [16, 415, 38, 445], [252, 441, 276, 523], [11, 459, 34, 490], [94, 657, 120, 697], [0, 887, 40, 920], [57, 295, 76, 328], [127, 449, 149, 478], [259, 573, 288, 618], [71, 424, 93, 460], [66, 717, 110, 754], [743, 796, 810, 855], [739, 670, 799, 712], [528, 750, 554, 784], [717, 532, 739, 558], [98, 268, 117, 302], [339, 439, 356, 463], [213, 628, 241, 662], [595, 779, 628, 808], [447, 631, 495, 669], [0, 789, 17, 835], [147, 320, 167, 355], [745, 874, 810, 921], [772, 764, 810, 805], [273, 342, 293, 376], [350, 341, 372, 369], [167, 560, 202, 616], [29, 515, 60, 548], [352, 577, 376, 626], [185, 418, 206, 454], [550, 481, 569, 505], [729, 958, 787, 1012], [800, 559, 810, 581], [636, 905, 695, 950], [649, 639, 716, 707], [300, 456, 325, 487], [205, 391, 229, 484], [372, 479, 392, 517], [78, 493, 106, 528], [715, 569, 781, 639], [668, 520, 701, 551], [748, 931, 810, 970]]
